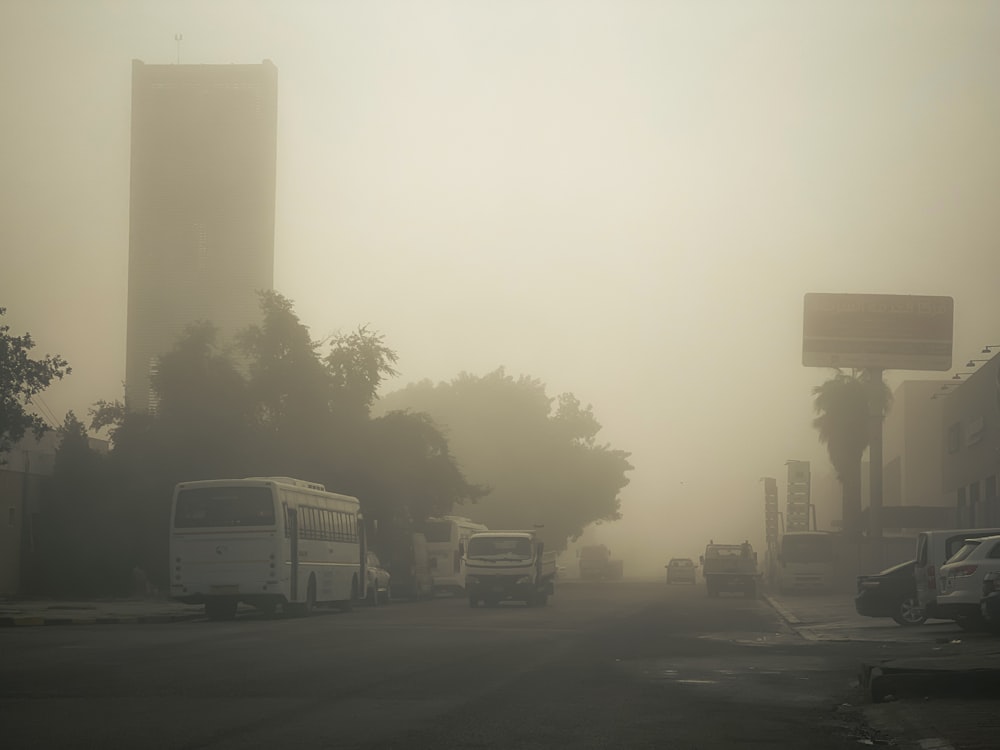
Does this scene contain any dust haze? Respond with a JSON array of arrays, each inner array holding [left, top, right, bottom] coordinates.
[[4, 1, 1000, 577]]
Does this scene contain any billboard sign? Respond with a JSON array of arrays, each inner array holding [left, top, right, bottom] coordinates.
[[802, 293, 953, 371]]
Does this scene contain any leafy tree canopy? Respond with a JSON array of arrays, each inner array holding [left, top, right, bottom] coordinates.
[[376, 368, 633, 551], [0, 307, 71, 458]]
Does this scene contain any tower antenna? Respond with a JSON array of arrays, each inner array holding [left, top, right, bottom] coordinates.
[[174, 33, 183, 64]]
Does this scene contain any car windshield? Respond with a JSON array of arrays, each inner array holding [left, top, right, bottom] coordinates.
[[946, 541, 981, 564], [877, 560, 915, 577], [670, 559, 693, 567]]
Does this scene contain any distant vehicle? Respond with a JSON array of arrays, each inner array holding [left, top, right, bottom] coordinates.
[[379, 530, 434, 600], [776, 531, 836, 594], [169, 477, 366, 620], [854, 559, 926, 626], [701, 541, 759, 598], [936, 533, 1000, 630], [465, 530, 557, 607], [914, 527, 1000, 618], [366, 551, 392, 606], [665, 558, 697, 584], [421, 516, 488, 595], [579, 544, 624, 580]]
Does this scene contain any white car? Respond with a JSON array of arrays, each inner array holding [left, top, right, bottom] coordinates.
[[936, 533, 1000, 630], [366, 551, 392, 606]]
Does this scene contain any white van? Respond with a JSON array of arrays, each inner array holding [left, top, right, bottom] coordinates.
[[914, 527, 1000, 618]]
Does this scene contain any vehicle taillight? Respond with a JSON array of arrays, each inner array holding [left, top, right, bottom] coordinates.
[[927, 565, 935, 589], [951, 565, 979, 578]]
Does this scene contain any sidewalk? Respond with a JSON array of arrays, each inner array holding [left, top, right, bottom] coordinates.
[[764, 588, 1000, 750], [0, 596, 204, 626]]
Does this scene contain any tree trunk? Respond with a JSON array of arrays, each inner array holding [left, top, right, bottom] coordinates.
[[840, 461, 863, 539]]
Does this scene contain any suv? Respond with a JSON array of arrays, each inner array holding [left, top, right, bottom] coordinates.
[[936, 534, 1000, 630], [666, 558, 697, 584], [914, 527, 1000, 617]]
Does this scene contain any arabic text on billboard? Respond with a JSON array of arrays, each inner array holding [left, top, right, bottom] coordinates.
[[802, 293, 953, 371]]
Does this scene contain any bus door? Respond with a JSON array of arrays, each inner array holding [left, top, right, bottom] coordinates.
[[287, 506, 299, 600], [359, 513, 367, 600]]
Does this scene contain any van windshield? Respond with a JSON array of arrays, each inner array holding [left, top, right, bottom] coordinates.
[[468, 537, 532, 560]]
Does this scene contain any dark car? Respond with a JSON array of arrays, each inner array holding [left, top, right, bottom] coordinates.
[[855, 559, 926, 626]]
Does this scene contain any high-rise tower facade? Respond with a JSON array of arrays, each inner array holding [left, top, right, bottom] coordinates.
[[125, 59, 277, 412]]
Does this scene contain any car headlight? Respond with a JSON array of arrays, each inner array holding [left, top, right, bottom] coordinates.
[[515, 576, 531, 585]]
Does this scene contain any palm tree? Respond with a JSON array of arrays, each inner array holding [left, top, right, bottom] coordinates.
[[812, 369, 892, 538]]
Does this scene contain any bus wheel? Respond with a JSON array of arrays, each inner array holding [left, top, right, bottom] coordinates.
[[339, 577, 357, 612], [206, 598, 237, 621], [305, 576, 317, 614], [468, 597, 478, 608]]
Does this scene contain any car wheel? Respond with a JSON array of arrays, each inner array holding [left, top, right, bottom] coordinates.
[[891, 595, 927, 626]]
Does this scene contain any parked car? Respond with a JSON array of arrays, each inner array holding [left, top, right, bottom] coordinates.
[[666, 557, 697, 584], [936, 534, 1000, 630], [366, 551, 392, 606], [854, 559, 926, 627], [914, 527, 1000, 619], [980, 570, 1000, 631]]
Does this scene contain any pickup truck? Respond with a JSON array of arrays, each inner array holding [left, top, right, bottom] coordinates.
[[464, 530, 557, 607], [701, 541, 759, 598]]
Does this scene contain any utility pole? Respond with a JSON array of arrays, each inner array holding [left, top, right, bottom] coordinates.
[[174, 33, 183, 64]]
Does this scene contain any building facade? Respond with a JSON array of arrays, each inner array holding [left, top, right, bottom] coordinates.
[[881, 379, 949, 509], [126, 59, 278, 412], [939, 352, 1000, 527]]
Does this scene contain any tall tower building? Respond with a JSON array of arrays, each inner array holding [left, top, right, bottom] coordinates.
[[125, 59, 278, 412]]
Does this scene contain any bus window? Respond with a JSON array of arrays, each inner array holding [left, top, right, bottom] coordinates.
[[174, 487, 275, 528]]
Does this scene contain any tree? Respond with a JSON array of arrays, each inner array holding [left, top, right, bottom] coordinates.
[[376, 368, 633, 551], [86, 291, 477, 584], [0, 307, 70, 458], [812, 369, 892, 538], [324, 325, 399, 418]]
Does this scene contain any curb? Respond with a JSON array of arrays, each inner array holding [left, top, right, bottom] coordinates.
[[760, 593, 804, 626], [0, 612, 202, 627]]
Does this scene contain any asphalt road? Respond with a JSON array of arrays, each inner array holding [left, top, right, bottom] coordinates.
[[1, 581, 927, 749]]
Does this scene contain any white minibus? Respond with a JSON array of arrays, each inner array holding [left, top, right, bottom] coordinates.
[[421, 515, 488, 594], [170, 476, 366, 620], [776, 531, 836, 593]]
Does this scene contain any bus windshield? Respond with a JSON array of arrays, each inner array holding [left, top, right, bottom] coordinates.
[[781, 534, 834, 564], [174, 486, 276, 528]]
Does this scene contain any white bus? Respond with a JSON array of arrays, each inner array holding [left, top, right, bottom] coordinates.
[[170, 477, 367, 620], [776, 531, 836, 593], [421, 515, 488, 595]]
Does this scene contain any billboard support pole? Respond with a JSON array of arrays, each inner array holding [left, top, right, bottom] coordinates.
[[867, 367, 884, 561]]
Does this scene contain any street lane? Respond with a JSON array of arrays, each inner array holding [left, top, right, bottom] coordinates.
[[2, 581, 906, 748]]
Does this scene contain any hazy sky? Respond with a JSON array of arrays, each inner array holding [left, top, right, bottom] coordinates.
[[4, 1, 1000, 573]]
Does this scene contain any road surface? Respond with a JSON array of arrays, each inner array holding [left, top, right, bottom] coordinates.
[[1, 580, 936, 748]]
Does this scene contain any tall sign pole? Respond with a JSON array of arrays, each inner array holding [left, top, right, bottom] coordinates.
[[802, 293, 953, 558], [868, 367, 884, 543]]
